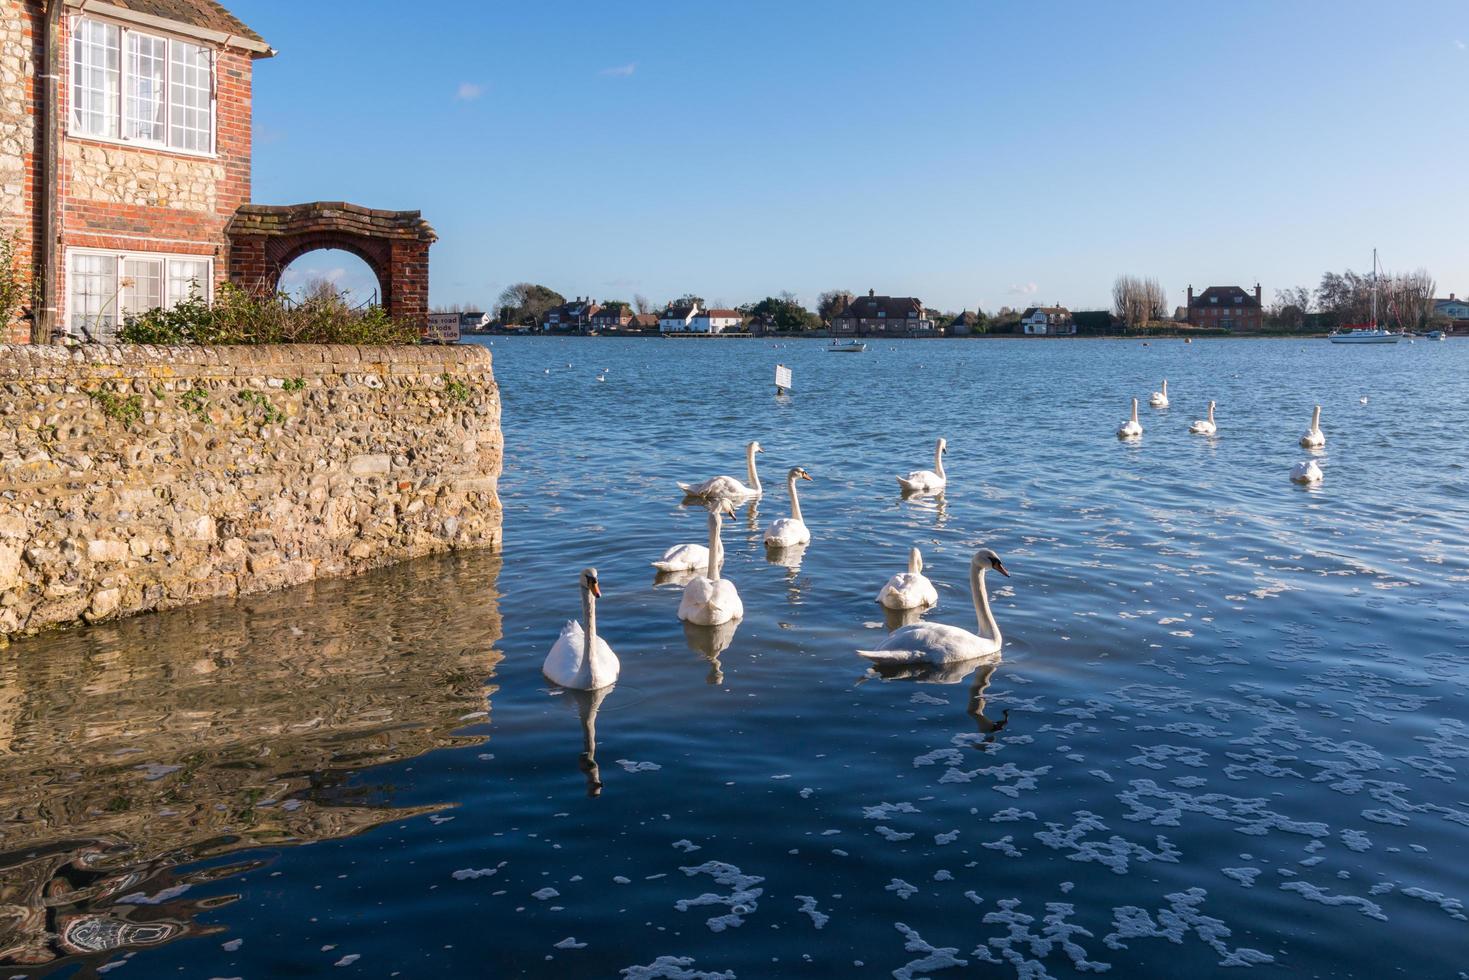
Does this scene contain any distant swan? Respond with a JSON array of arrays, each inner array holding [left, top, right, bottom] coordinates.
[[1149, 379, 1169, 408], [858, 549, 1009, 665], [764, 467, 813, 547], [1188, 400, 1216, 435], [543, 568, 620, 690], [877, 546, 939, 610], [1291, 460, 1324, 484], [898, 438, 947, 494], [679, 441, 763, 499], [1116, 398, 1143, 439], [678, 500, 744, 626], [1300, 406, 1325, 449]]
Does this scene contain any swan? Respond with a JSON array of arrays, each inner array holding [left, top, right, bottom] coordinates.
[[652, 505, 728, 575], [543, 568, 620, 690], [1300, 406, 1325, 449], [1188, 400, 1217, 435], [679, 441, 763, 499], [1290, 459, 1324, 484], [898, 438, 947, 494], [678, 500, 744, 626], [1116, 398, 1143, 439], [858, 549, 1009, 665], [877, 546, 939, 610], [1149, 379, 1169, 408], [763, 467, 813, 547]]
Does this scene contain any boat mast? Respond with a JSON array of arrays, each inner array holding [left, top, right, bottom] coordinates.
[[1371, 248, 1378, 328]]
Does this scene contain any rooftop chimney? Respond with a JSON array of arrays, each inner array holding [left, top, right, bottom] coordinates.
[[868, 288, 875, 297]]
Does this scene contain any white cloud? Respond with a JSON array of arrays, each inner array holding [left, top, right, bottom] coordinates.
[[1455, 39, 1466, 50], [456, 82, 485, 101], [600, 62, 637, 78], [1008, 282, 1039, 296]]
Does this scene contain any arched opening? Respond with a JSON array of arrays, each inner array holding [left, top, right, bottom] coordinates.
[[278, 249, 383, 308]]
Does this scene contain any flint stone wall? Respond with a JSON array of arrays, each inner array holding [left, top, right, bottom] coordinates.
[[0, 343, 502, 639]]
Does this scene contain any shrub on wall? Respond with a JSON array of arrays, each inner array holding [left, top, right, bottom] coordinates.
[[0, 233, 30, 331], [118, 284, 420, 345]]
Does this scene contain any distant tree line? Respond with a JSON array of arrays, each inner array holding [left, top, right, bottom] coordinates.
[[1269, 267, 1443, 332]]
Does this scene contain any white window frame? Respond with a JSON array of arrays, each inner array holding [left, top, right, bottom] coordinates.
[[69, 14, 218, 158], [67, 247, 215, 339]]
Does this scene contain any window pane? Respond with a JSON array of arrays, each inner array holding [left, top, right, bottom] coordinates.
[[121, 258, 164, 317], [72, 19, 120, 139], [125, 31, 167, 142], [70, 253, 119, 340], [168, 259, 211, 305], [168, 40, 212, 152]]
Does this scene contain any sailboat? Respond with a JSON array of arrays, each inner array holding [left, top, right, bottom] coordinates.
[[1329, 249, 1401, 344]]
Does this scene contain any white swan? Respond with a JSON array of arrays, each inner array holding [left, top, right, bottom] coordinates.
[[1116, 398, 1143, 439], [652, 506, 728, 575], [1188, 400, 1216, 435], [1300, 406, 1325, 449], [543, 568, 620, 690], [679, 441, 763, 499], [678, 501, 744, 626], [877, 546, 939, 610], [1149, 379, 1169, 408], [763, 467, 813, 547], [858, 549, 1009, 665], [898, 438, 947, 494], [1290, 459, 1324, 484]]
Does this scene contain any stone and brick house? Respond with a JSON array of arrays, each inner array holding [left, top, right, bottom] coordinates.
[[1020, 306, 1074, 335], [832, 290, 935, 335], [2, 0, 435, 345], [1186, 285, 1263, 331], [589, 304, 632, 332], [1432, 293, 1468, 326], [543, 296, 600, 332]]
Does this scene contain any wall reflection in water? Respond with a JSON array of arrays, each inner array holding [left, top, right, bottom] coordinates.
[[0, 551, 502, 969]]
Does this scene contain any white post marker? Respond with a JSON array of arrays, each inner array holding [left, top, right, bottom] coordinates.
[[775, 364, 792, 395]]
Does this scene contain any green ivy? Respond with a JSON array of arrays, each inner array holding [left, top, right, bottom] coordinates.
[[442, 374, 471, 404], [181, 385, 211, 424], [88, 388, 144, 429], [236, 389, 286, 425]]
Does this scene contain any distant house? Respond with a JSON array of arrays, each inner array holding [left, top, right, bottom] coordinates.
[[1187, 285, 1262, 331], [1433, 294, 1469, 324], [949, 311, 980, 336], [590, 305, 632, 331], [1020, 306, 1074, 335], [544, 297, 600, 332], [658, 302, 743, 334], [658, 303, 699, 333], [832, 290, 935, 335], [630, 313, 658, 332]]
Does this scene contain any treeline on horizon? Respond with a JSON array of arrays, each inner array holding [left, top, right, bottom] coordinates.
[[435, 267, 1453, 335]]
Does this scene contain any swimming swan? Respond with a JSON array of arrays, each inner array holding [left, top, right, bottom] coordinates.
[[763, 467, 813, 547], [1290, 459, 1324, 484], [898, 438, 947, 494], [543, 568, 620, 690], [1116, 398, 1143, 439], [678, 500, 744, 626], [877, 546, 940, 610], [1149, 379, 1169, 408], [858, 549, 1009, 665], [679, 441, 763, 499], [1188, 400, 1216, 435], [1300, 406, 1325, 449]]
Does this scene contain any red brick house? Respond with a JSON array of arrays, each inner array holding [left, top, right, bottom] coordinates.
[[1186, 285, 1263, 332], [832, 290, 936, 335], [2, 0, 274, 343]]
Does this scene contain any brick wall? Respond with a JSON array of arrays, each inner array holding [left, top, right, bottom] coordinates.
[[0, 343, 502, 639], [1, 2, 40, 344]]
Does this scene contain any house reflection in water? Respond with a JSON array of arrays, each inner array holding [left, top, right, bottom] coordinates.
[[0, 551, 502, 969]]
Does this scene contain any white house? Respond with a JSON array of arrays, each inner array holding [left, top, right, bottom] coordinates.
[[658, 303, 699, 333], [1020, 306, 1074, 336], [1433, 294, 1469, 324], [659, 303, 744, 334]]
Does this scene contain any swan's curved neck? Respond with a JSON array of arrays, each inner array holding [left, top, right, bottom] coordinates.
[[934, 442, 945, 478], [1311, 405, 1321, 431], [1131, 399, 1139, 423], [908, 548, 922, 574], [788, 475, 804, 523], [582, 586, 597, 660], [971, 564, 1000, 644], [1208, 402, 1215, 423], [1162, 379, 1168, 394], [706, 510, 723, 579], [746, 446, 761, 494]]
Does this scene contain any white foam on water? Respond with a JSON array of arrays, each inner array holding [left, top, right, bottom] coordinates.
[[875, 826, 914, 842], [554, 937, 588, 949], [672, 839, 702, 853], [886, 878, 919, 900], [794, 895, 829, 929], [674, 861, 764, 932], [333, 954, 360, 967], [1222, 867, 1261, 887], [1104, 888, 1274, 967], [1280, 881, 1387, 921], [935, 830, 960, 845], [618, 955, 735, 979], [532, 887, 560, 900], [617, 760, 663, 773], [972, 898, 1111, 976], [1401, 887, 1467, 921], [892, 923, 967, 980]]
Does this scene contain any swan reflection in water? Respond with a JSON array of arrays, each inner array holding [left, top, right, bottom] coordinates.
[[556, 685, 612, 797], [684, 619, 739, 685], [865, 661, 1012, 741], [900, 489, 949, 527], [764, 541, 810, 602]]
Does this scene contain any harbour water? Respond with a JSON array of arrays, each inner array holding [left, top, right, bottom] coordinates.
[[3, 336, 1467, 977]]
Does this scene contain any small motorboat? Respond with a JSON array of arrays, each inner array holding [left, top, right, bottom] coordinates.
[[827, 340, 867, 353]]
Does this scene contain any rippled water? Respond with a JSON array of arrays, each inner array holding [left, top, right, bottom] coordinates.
[[3, 336, 1467, 978]]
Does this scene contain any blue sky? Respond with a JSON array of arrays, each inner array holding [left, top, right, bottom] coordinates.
[[241, 1, 1469, 313]]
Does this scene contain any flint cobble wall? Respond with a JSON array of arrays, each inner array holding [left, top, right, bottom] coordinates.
[[0, 343, 501, 639]]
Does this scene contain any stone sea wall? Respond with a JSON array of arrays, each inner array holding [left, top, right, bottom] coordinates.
[[0, 343, 501, 639]]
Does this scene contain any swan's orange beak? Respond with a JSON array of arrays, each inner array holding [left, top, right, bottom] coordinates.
[[993, 560, 1010, 577], [801, 472, 813, 481], [589, 580, 601, 597]]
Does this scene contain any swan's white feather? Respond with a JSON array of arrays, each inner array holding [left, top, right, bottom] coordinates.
[[857, 622, 1000, 665], [652, 543, 714, 572], [679, 475, 757, 499], [1290, 460, 1324, 484], [678, 576, 743, 626], [877, 571, 939, 610], [543, 620, 620, 690], [897, 469, 944, 493], [763, 517, 810, 547], [1188, 419, 1216, 435]]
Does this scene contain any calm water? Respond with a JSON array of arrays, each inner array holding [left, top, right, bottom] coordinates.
[[3, 336, 1468, 978]]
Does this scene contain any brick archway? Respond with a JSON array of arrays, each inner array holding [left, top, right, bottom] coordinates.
[[228, 203, 436, 330]]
